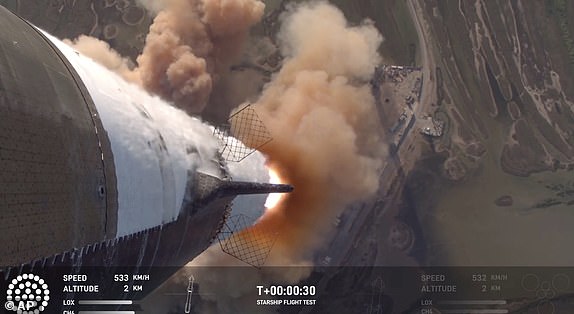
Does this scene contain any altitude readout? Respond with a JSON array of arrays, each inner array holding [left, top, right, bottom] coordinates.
[[113, 274, 150, 292], [420, 274, 457, 293], [472, 273, 508, 293]]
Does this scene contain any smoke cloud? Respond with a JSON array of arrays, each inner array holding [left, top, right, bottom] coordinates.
[[63, 35, 135, 79], [247, 0, 384, 264], [66, 0, 264, 114], [144, 2, 386, 313], [86, 1, 386, 312]]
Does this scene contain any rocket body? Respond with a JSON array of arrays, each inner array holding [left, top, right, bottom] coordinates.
[[0, 5, 284, 272]]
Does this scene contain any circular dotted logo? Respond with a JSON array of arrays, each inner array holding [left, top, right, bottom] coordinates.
[[520, 273, 571, 314], [4, 274, 49, 314]]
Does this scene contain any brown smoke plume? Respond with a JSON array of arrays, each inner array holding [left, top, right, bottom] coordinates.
[[67, 0, 264, 114], [63, 35, 134, 79], [135, 0, 264, 113], [246, 1, 384, 264], [187, 0, 385, 276], [141, 3, 386, 312]]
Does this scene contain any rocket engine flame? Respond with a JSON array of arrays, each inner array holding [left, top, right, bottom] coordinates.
[[264, 167, 284, 209]]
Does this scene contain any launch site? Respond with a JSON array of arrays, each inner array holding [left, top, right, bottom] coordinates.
[[1, 0, 574, 313]]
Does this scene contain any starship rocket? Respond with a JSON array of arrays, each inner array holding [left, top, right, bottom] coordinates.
[[0, 5, 291, 277]]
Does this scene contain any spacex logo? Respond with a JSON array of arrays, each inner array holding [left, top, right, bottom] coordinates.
[[4, 274, 50, 313]]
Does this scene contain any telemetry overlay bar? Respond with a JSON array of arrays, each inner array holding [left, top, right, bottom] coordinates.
[[78, 300, 134, 305], [78, 311, 135, 314], [439, 310, 509, 314], [438, 300, 507, 305]]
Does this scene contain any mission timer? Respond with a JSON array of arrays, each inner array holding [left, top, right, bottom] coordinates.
[[257, 285, 316, 296]]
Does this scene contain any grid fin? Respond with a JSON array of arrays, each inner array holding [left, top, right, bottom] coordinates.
[[214, 104, 272, 162], [217, 214, 278, 267]]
